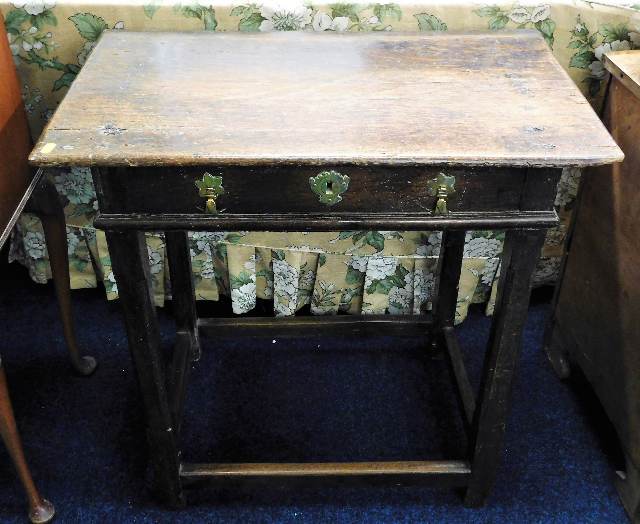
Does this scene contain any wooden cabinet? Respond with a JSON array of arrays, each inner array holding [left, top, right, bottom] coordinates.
[[545, 50, 640, 523]]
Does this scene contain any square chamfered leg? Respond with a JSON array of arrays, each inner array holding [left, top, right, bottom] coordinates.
[[431, 230, 475, 432], [430, 230, 466, 350], [165, 231, 200, 359], [464, 229, 546, 507], [164, 231, 200, 436], [105, 230, 184, 507]]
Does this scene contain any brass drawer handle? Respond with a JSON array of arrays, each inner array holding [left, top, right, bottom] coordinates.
[[309, 170, 350, 206], [426, 173, 456, 215], [195, 172, 224, 214]]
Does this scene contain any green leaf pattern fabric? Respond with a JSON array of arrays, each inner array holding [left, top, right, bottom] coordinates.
[[3, 0, 639, 323]]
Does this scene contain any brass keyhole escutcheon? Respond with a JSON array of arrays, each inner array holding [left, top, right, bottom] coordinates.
[[195, 172, 224, 214], [426, 173, 456, 215], [309, 170, 350, 206]]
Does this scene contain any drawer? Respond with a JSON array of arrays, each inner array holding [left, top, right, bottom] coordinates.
[[96, 165, 529, 216]]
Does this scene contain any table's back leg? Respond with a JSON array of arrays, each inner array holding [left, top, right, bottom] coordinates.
[[165, 231, 200, 359], [165, 231, 200, 435], [430, 230, 466, 351], [464, 229, 546, 507], [105, 230, 184, 507]]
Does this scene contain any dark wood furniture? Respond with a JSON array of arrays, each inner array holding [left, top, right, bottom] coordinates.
[[545, 50, 640, 522], [30, 30, 622, 507], [1, 12, 96, 523]]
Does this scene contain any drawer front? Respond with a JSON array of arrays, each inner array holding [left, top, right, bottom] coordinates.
[[97, 165, 526, 216]]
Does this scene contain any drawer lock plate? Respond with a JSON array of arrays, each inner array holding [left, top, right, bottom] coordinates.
[[309, 170, 350, 206]]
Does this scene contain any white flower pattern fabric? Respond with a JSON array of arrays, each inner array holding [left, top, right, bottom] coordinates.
[[13, 1, 54, 16], [23, 231, 46, 259], [312, 11, 349, 31], [273, 256, 299, 316], [54, 167, 95, 205], [258, 4, 312, 31]]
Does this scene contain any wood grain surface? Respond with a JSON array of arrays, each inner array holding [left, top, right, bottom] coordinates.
[[603, 50, 640, 101], [30, 30, 622, 169], [179, 460, 471, 477]]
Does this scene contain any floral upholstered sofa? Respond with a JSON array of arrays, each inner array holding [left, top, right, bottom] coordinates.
[[3, 0, 639, 321]]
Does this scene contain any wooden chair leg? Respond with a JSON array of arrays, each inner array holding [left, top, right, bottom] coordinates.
[[29, 177, 97, 376], [0, 359, 55, 523]]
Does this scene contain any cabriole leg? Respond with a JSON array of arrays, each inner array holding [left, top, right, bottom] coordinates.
[[29, 177, 97, 376]]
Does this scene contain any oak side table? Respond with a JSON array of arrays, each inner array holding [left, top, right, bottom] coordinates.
[[30, 30, 622, 507]]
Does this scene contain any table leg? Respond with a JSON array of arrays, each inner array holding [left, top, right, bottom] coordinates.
[[430, 230, 466, 350], [464, 229, 546, 507], [0, 359, 55, 523], [543, 320, 572, 379], [165, 231, 200, 359], [105, 230, 184, 507], [616, 452, 640, 523], [165, 231, 199, 435]]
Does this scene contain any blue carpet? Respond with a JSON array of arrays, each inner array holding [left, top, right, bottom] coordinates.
[[0, 259, 627, 523]]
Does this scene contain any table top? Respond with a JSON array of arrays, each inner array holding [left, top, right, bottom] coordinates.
[[603, 50, 640, 101], [30, 30, 622, 169]]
